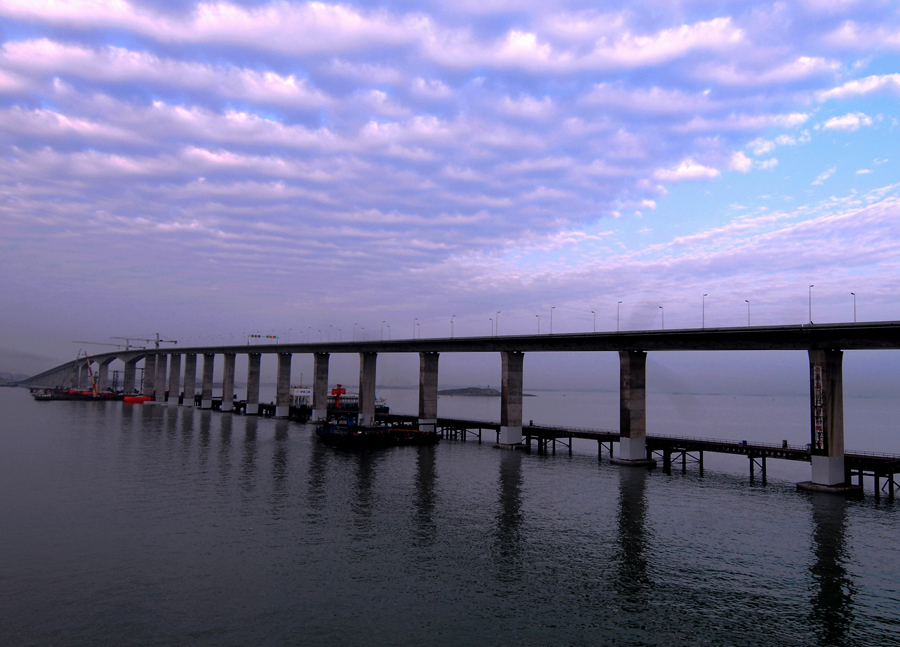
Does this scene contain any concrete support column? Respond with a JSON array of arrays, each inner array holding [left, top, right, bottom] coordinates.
[[312, 353, 330, 420], [124, 358, 139, 394], [167, 354, 181, 404], [275, 353, 292, 418], [79, 363, 90, 390], [221, 353, 236, 412], [182, 354, 197, 407], [499, 351, 524, 445], [615, 350, 653, 463], [809, 349, 845, 486], [143, 355, 157, 397], [201, 353, 215, 409], [245, 353, 261, 415], [97, 361, 110, 392], [418, 352, 439, 433], [155, 354, 168, 403], [358, 352, 377, 426]]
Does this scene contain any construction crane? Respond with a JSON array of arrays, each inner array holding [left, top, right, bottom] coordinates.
[[110, 334, 177, 350], [72, 340, 142, 350]]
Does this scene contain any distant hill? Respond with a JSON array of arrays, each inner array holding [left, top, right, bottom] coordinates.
[[438, 387, 536, 397], [0, 371, 29, 385]]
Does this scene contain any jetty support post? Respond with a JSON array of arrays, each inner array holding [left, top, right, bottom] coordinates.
[[358, 352, 377, 426], [418, 352, 439, 433], [245, 353, 261, 415], [808, 349, 846, 486], [499, 351, 524, 446], [154, 354, 168, 403], [167, 354, 181, 404], [201, 353, 215, 409], [615, 350, 653, 464], [182, 354, 197, 406], [221, 353, 236, 412], [312, 353, 329, 420], [143, 354, 157, 398], [275, 352, 292, 418]]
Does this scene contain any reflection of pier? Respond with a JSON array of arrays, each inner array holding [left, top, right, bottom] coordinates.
[[808, 494, 854, 644]]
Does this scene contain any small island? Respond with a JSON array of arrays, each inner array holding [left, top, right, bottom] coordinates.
[[438, 387, 536, 397]]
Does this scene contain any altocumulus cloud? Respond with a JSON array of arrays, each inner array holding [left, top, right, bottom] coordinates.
[[1, 0, 900, 362]]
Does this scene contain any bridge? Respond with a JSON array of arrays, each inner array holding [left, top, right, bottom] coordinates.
[[22, 320, 900, 493]]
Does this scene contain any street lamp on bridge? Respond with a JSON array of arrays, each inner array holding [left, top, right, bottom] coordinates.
[[851, 292, 857, 322], [617, 301, 622, 332], [745, 300, 750, 326], [703, 294, 708, 329], [535, 314, 540, 334], [809, 284, 814, 323], [591, 310, 596, 333], [550, 306, 556, 334], [659, 305, 664, 330], [450, 315, 456, 338]]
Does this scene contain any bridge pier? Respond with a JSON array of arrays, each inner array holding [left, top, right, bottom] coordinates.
[[358, 352, 377, 425], [799, 349, 857, 492], [201, 353, 215, 409], [312, 352, 329, 420], [245, 353, 261, 415], [78, 362, 90, 389], [418, 352, 439, 433], [221, 353, 236, 412], [275, 352, 291, 418], [612, 350, 656, 466], [123, 357, 139, 394], [499, 351, 524, 446], [98, 358, 114, 392], [182, 354, 197, 406], [167, 354, 181, 404], [154, 354, 168, 402], [143, 355, 157, 397]]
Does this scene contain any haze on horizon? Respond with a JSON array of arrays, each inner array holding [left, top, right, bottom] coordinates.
[[1, 0, 899, 393]]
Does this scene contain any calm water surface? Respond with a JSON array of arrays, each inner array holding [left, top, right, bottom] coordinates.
[[1, 387, 899, 646]]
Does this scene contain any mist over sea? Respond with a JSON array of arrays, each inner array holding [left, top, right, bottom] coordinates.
[[1, 386, 898, 646]]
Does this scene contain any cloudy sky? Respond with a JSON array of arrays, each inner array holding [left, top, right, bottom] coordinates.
[[1, 0, 899, 379]]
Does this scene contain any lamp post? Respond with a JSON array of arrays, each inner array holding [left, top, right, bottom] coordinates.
[[413, 318, 418, 339], [328, 324, 332, 342], [496, 311, 500, 336], [353, 323, 357, 340], [307, 326, 311, 343], [451, 315, 456, 338], [809, 284, 814, 323], [318, 329, 321, 341], [489, 318, 493, 336], [617, 301, 622, 331], [381, 321, 385, 340], [702, 294, 708, 329], [338, 328, 342, 342], [591, 310, 596, 333], [745, 300, 750, 326], [387, 325, 391, 340], [851, 292, 857, 322], [659, 305, 664, 330], [535, 314, 540, 334], [361, 326, 365, 340], [550, 306, 555, 334]]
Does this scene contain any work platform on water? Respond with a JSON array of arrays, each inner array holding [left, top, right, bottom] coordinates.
[[21, 320, 900, 495]]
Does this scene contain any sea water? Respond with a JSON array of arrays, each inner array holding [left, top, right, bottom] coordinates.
[[1, 386, 898, 646]]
